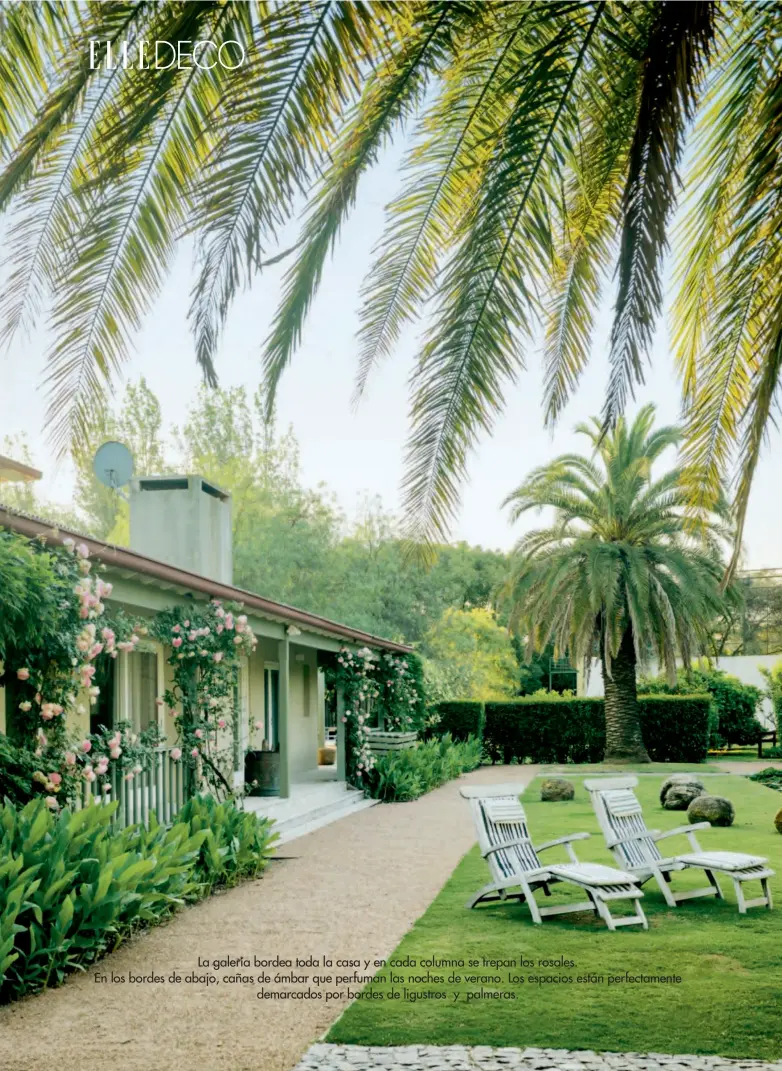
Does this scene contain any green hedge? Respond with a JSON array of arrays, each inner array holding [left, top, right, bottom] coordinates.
[[432, 700, 485, 741], [431, 694, 712, 763]]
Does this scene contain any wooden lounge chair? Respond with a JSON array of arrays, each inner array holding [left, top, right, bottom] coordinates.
[[585, 776, 774, 914], [461, 784, 647, 931]]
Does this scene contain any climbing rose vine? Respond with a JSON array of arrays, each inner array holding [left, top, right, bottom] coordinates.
[[151, 600, 257, 798], [326, 646, 426, 788], [0, 532, 145, 807]]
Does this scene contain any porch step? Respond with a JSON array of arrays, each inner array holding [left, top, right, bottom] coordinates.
[[246, 784, 378, 845]]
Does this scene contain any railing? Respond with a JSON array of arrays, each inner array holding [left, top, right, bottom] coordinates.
[[77, 746, 189, 828]]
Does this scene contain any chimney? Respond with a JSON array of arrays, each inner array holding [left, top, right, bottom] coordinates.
[[129, 475, 232, 584]]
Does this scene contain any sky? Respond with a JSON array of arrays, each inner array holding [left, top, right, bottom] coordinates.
[[1, 146, 781, 567]]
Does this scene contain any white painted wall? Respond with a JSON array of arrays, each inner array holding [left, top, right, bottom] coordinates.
[[579, 654, 782, 727]]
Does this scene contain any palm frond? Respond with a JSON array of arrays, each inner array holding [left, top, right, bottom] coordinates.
[[403, 2, 605, 545], [262, 1, 471, 415], [603, 0, 716, 427]]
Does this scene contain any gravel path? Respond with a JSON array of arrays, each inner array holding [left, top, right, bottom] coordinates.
[[294, 1044, 782, 1071], [0, 765, 540, 1071]]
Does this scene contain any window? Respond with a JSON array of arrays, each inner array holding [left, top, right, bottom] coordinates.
[[118, 648, 159, 734], [264, 667, 279, 750], [91, 657, 117, 736]]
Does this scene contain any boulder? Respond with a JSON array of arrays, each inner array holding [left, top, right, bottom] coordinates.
[[659, 773, 705, 806], [775, 807, 782, 835], [540, 777, 575, 802], [687, 794, 735, 827], [663, 782, 706, 810]]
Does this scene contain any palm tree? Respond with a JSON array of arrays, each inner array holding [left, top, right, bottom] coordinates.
[[503, 405, 731, 763], [0, 2, 779, 554]]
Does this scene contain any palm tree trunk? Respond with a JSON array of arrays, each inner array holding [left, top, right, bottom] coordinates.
[[602, 626, 650, 763]]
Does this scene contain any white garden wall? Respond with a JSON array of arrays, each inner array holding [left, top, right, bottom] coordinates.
[[578, 654, 782, 728]]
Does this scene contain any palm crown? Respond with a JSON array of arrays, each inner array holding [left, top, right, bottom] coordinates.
[[0, 1, 778, 549], [503, 405, 730, 758]]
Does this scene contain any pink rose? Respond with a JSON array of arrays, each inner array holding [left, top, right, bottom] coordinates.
[[217, 718, 226, 729], [65, 752, 77, 766], [76, 543, 89, 559], [194, 729, 203, 739], [110, 747, 121, 759], [80, 739, 92, 753], [48, 772, 62, 785], [170, 747, 182, 761], [183, 620, 190, 628], [45, 797, 60, 811], [190, 747, 199, 758], [102, 784, 111, 793], [233, 635, 242, 645], [16, 668, 30, 681], [213, 652, 223, 663], [172, 637, 183, 648]]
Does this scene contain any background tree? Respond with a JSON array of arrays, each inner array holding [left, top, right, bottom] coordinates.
[[505, 405, 731, 763], [421, 607, 518, 704]]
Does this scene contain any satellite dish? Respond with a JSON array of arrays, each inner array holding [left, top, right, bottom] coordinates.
[[93, 441, 134, 492]]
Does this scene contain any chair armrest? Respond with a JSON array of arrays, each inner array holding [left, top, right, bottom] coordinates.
[[534, 832, 591, 853], [481, 838, 530, 860], [653, 823, 710, 840]]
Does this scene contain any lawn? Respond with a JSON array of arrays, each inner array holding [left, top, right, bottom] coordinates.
[[330, 773, 782, 1060]]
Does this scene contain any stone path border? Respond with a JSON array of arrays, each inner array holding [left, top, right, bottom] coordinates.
[[294, 1044, 782, 1071]]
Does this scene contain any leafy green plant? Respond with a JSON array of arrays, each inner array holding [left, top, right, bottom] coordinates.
[[0, 795, 277, 1004], [364, 734, 483, 803], [174, 795, 278, 890]]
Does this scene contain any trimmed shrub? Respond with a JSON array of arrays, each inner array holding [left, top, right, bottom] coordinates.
[[484, 697, 604, 764], [477, 694, 711, 764], [364, 734, 483, 802], [431, 700, 485, 741], [639, 667, 764, 748], [637, 695, 712, 762], [0, 796, 276, 1003]]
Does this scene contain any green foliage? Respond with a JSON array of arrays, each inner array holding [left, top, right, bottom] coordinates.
[[0, 735, 39, 807], [760, 661, 782, 738], [422, 607, 517, 703], [430, 702, 485, 743], [0, 795, 276, 1003], [461, 695, 713, 764], [364, 735, 483, 803], [0, 799, 203, 1002], [172, 795, 278, 891], [639, 665, 764, 747]]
